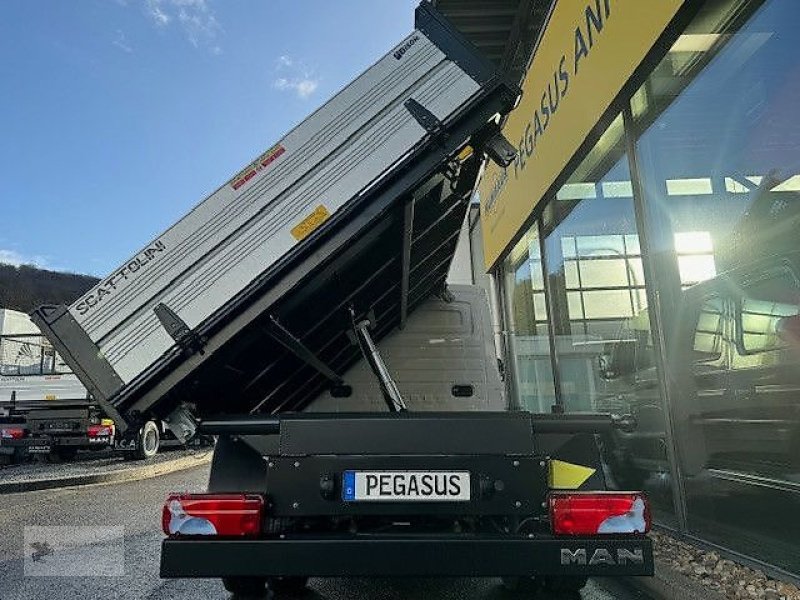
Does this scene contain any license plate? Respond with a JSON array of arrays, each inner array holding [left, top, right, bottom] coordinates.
[[342, 471, 471, 502], [47, 422, 75, 431], [27, 444, 52, 454]]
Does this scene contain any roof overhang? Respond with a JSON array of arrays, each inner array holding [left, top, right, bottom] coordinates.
[[431, 0, 553, 85]]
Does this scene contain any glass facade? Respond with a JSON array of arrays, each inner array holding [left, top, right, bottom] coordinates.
[[497, 0, 800, 575], [501, 228, 555, 413]]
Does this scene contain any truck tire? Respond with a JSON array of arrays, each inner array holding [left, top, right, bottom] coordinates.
[[0, 450, 24, 465], [268, 576, 309, 594], [133, 420, 160, 460], [53, 447, 78, 462], [221, 577, 267, 597]]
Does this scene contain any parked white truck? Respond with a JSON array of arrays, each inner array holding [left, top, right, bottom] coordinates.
[[33, 3, 653, 595], [0, 333, 115, 463], [0, 328, 194, 462]]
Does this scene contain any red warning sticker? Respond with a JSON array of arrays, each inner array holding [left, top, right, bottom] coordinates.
[[230, 144, 286, 191]]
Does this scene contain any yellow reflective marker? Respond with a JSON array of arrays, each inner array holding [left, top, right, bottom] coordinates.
[[291, 205, 331, 241], [456, 145, 474, 162], [549, 459, 596, 489]]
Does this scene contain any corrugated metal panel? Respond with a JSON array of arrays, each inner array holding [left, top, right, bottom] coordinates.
[[432, 0, 553, 85]]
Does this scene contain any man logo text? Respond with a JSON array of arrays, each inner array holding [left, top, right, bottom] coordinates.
[[560, 547, 644, 566]]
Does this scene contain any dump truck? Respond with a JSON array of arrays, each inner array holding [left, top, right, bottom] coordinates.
[[32, 3, 653, 595]]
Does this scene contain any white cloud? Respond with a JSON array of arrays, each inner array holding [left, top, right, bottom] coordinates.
[[173, 0, 221, 47], [273, 77, 319, 98], [113, 29, 133, 53], [0, 250, 48, 268], [145, 0, 170, 26], [141, 0, 221, 50], [273, 55, 319, 99]]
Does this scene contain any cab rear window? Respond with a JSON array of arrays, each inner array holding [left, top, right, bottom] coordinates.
[[737, 269, 800, 355]]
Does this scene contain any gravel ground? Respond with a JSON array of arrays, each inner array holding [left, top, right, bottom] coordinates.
[[0, 446, 213, 485], [651, 529, 800, 599]]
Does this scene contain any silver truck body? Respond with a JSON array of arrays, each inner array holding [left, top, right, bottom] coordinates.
[[70, 34, 478, 386], [33, 3, 517, 429]]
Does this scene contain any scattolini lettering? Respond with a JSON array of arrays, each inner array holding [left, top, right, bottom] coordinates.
[[75, 240, 166, 316]]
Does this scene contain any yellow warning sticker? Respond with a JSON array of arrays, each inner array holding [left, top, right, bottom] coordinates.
[[291, 205, 331, 241], [549, 459, 596, 490], [45, 394, 57, 401], [456, 145, 474, 162]]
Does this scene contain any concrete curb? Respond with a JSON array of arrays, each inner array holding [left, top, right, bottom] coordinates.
[[0, 451, 213, 494], [628, 559, 726, 600]]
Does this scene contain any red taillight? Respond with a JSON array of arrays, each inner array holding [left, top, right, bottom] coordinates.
[[87, 424, 114, 437], [549, 492, 650, 535], [1, 427, 25, 439], [162, 494, 264, 537]]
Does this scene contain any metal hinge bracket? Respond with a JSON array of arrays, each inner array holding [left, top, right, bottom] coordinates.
[[405, 98, 447, 144], [154, 303, 206, 356]]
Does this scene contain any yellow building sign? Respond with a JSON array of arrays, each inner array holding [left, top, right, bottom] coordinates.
[[479, 0, 685, 269]]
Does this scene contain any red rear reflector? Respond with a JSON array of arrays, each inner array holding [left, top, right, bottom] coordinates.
[[87, 424, 114, 437], [549, 492, 650, 535], [1, 427, 25, 439], [162, 494, 264, 537]]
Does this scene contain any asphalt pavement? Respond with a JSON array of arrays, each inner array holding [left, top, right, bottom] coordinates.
[[0, 446, 211, 484], [0, 465, 654, 600]]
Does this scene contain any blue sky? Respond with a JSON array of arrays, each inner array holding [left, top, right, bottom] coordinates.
[[0, 0, 417, 275]]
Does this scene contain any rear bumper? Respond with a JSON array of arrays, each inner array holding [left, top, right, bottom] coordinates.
[[0, 437, 48, 450], [160, 534, 653, 578], [50, 434, 112, 447], [0, 434, 111, 450]]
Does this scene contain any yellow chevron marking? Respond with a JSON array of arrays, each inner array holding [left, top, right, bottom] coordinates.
[[549, 459, 596, 489]]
